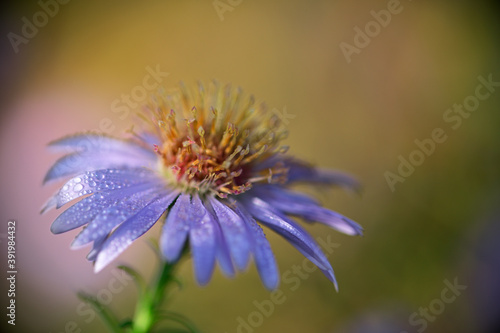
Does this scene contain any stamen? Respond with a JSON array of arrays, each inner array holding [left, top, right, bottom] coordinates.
[[220, 123, 235, 148], [223, 145, 242, 168], [242, 145, 267, 164], [197, 126, 206, 149], [278, 145, 289, 154], [233, 145, 250, 165]]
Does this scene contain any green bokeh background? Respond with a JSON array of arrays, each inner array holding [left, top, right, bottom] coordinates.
[[1, 1, 499, 332]]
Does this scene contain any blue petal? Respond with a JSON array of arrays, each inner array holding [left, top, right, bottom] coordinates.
[[44, 133, 157, 184], [189, 195, 217, 285], [208, 197, 251, 271], [256, 184, 319, 205], [234, 204, 279, 290], [50, 184, 151, 234], [134, 132, 160, 147], [254, 185, 363, 236], [50, 193, 111, 234], [43, 149, 157, 184], [72, 186, 167, 248], [160, 193, 219, 284], [47, 133, 156, 158], [42, 168, 159, 212], [94, 191, 179, 272], [242, 196, 338, 290], [251, 157, 359, 190], [285, 158, 360, 190], [160, 194, 191, 262], [203, 205, 235, 278], [214, 221, 235, 278], [301, 207, 362, 236], [87, 237, 106, 262]]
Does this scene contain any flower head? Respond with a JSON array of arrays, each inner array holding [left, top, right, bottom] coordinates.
[[42, 81, 362, 290]]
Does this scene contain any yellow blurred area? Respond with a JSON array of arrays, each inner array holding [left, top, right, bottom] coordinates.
[[1, 0, 500, 332]]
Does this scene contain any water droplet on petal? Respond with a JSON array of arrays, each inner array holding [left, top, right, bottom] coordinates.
[[74, 184, 84, 192], [74, 177, 82, 183]]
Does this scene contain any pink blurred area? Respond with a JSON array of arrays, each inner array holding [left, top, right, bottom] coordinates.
[[0, 85, 157, 330]]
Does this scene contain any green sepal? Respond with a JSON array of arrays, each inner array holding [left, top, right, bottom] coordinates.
[[117, 265, 147, 297], [77, 291, 123, 333], [155, 311, 201, 333]]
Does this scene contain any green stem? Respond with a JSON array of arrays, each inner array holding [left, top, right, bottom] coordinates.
[[131, 260, 177, 333]]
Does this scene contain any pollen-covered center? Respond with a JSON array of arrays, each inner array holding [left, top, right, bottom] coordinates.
[[143, 82, 289, 198]]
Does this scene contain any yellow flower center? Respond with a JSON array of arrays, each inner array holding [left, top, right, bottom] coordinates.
[[144, 81, 289, 198]]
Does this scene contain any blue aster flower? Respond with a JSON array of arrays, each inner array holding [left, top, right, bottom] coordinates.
[[42, 81, 362, 290]]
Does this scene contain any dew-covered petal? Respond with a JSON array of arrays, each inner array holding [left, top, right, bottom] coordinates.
[[160, 194, 191, 262], [94, 191, 179, 272], [189, 195, 217, 285], [44, 133, 157, 185], [72, 186, 168, 248], [47, 133, 156, 158], [43, 168, 159, 212], [242, 196, 338, 289], [50, 184, 151, 234], [208, 197, 251, 271], [86, 236, 106, 262], [253, 185, 363, 236], [234, 204, 279, 290], [43, 147, 158, 184]]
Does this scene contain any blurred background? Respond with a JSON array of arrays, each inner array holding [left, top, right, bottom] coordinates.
[[1, 0, 499, 332]]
